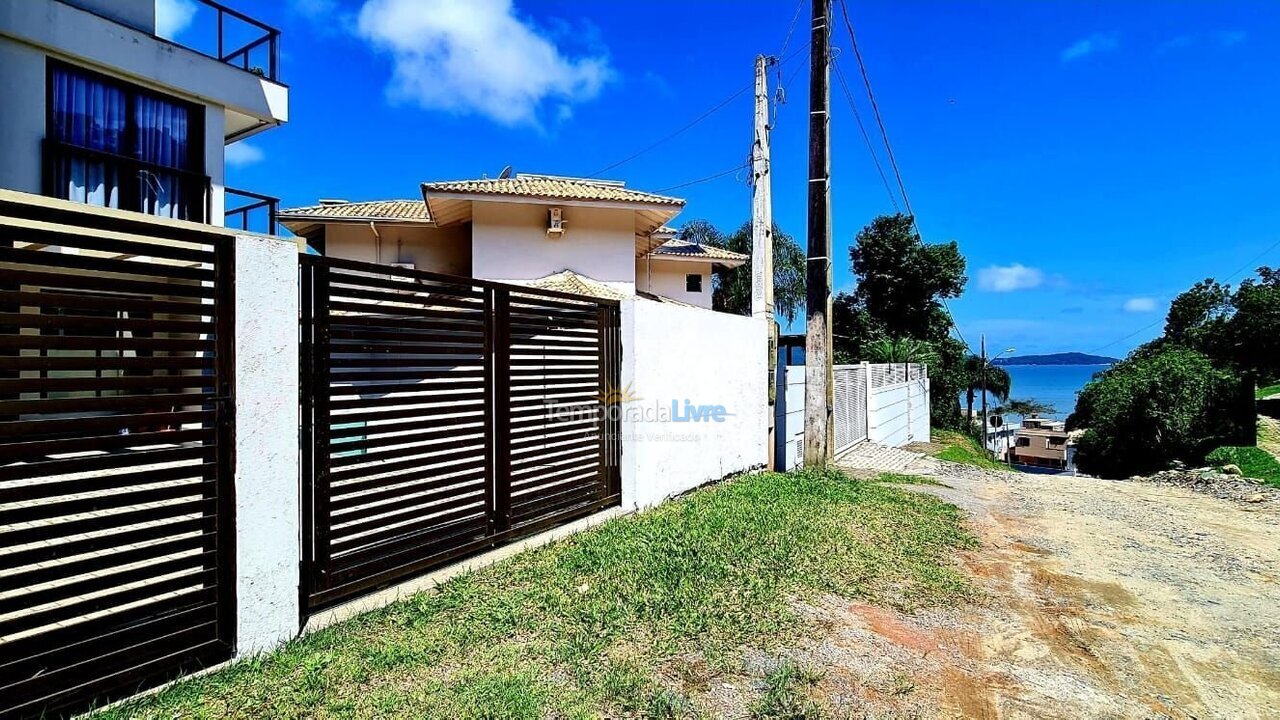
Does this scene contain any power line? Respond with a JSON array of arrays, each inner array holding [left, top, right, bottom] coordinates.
[[588, 44, 809, 179], [833, 0, 972, 354], [1088, 236, 1280, 355], [832, 58, 898, 212], [654, 163, 750, 193]]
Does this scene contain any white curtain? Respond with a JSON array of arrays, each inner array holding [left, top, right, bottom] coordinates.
[[51, 68, 126, 208], [135, 94, 191, 220]]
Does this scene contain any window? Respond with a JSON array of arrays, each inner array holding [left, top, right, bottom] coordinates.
[[45, 61, 206, 221], [685, 273, 703, 293], [1016, 437, 1030, 447], [1049, 437, 1066, 447]]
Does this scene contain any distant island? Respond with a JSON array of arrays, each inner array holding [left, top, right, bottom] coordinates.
[[993, 352, 1119, 367]]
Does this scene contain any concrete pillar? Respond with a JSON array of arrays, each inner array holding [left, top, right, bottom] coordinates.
[[232, 233, 300, 655], [618, 298, 639, 510]]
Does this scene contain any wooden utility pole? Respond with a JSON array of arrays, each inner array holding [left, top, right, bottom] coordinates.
[[803, 0, 834, 467], [752, 54, 778, 468]]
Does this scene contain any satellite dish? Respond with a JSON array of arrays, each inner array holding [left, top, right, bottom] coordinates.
[[498, 165, 513, 179]]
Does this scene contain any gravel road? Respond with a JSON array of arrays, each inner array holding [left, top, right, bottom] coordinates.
[[819, 445, 1280, 719]]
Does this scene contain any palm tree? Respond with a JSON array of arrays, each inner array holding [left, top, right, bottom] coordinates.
[[866, 337, 939, 367], [964, 355, 1011, 426]]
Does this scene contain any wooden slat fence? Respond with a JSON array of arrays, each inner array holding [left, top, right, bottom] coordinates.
[[301, 256, 621, 612], [0, 201, 234, 719]]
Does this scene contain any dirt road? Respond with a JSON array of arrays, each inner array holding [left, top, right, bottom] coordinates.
[[819, 445, 1280, 719]]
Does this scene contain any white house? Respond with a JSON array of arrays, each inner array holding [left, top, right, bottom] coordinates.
[[0, 0, 289, 232], [278, 173, 748, 310]]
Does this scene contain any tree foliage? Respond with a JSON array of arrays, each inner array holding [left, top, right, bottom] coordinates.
[[1157, 267, 1280, 382], [676, 220, 806, 323], [1068, 348, 1250, 478], [963, 355, 1011, 425], [832, 214, 971, 429]]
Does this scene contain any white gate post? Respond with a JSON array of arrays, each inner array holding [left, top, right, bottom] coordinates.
[[862, 361, 872, 441], [233, 233, 300, 655]]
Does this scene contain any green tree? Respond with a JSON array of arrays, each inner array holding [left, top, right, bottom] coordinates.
[[963, 356, 1011, 428], [865, 337, 939, 366], [676, 220, 806, 323], [1156, 267, 1280, 383], [997, 398, 1057, 426], [1067, 347, 1249, 478], [833, 214, 970, 428]]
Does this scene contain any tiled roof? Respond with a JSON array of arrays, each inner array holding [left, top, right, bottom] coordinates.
[[421, 174, 684, 207], [650, 239, 748, 261], [278, 200, 427, 222], [518, 270, 627, 301]]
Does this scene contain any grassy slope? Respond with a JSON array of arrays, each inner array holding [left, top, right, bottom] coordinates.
[[1207, 445, 1280, 488], [102, 470, 975, 719], [929, 429, 1007, 470]]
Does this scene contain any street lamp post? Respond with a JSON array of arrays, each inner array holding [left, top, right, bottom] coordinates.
[[979, 338, 1016, 460]]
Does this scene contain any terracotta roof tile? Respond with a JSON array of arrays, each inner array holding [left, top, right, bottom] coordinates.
[[279, 200, 427, 222], [650, 239, 748, 262], [517, 270, 627, 301], [421, 174, 684, 207]]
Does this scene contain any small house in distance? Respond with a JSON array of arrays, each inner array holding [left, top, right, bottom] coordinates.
[[1009, 416, 1073, 472], [278, 173, 747, 310]]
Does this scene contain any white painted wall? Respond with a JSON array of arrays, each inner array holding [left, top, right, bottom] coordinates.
[[634, 256, 713, 308], [473, 201, 636, 293], [233, 233, 300, 655], [324, 223, 471, 275], [620, 298, 768, 509]]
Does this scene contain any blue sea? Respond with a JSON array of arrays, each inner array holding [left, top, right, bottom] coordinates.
[[966, 364, 1112, 421]]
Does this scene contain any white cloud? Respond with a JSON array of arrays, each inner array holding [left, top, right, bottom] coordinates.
[[1060, 32, 1119, 62], [225, 141, 265, 168], [156, 0, 197, 39], [977, 264, 1045, 292], [1123, 297, 1158, 313], [354, 0, 613, 127]]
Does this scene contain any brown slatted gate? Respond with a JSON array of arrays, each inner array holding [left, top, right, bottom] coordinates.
[[0, 202, 234, 719], [301, 257, 620, 612]]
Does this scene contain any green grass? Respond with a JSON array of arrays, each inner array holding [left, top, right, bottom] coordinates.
[[100, 469, 976, 719], [929, 429, 1008, 471], [1256, 383, 1280, 400], [875, 472, 946, 486], [750, 661, 823, 719], [1205, 446, 1280, 487]]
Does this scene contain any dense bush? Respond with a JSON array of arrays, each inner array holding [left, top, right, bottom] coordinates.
[[1068, 348, 1251, 478]]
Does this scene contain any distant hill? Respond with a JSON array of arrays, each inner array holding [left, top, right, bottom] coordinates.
[[993, 352, 1119, 367]]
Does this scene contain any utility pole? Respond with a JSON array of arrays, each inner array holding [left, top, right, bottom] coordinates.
[[980, 334, 988, 456], [803, 0, 833, 467], [751, 54, 774, 321], [752, 54, 778, 468]]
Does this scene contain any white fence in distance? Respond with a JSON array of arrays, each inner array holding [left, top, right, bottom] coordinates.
[[776, 362, 931, 470]]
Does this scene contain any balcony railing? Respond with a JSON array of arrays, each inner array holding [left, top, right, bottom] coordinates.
[[225, 187, 279, 235], [180, 0, 281, 82]]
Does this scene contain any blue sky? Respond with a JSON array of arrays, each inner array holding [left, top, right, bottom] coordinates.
[[169, 0, 1280, 357]]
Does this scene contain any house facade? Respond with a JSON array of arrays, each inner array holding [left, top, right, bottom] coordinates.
[[279, 174, 747, 310], [1009, 416, 1073, 471], [0, 0, 288, 232]]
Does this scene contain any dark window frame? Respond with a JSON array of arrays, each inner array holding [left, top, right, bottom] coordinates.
[[43, 58, 209, 221], [685, 273, 703, 293]]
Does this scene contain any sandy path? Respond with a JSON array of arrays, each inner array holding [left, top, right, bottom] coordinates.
[[819, 447, 1280, 719]]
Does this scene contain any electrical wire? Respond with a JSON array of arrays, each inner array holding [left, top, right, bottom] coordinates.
[[833, 58, 898, 212], [654, 163, 751, 193], [834, 0, 972, 354]]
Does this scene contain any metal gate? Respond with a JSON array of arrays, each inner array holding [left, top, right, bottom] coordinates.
[[0, 198, 234, 718], [300, 256, 621, 612], [833, 364, 868, 453]]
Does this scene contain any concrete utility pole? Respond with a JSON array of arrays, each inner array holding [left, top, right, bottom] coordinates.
[[803, 0, 834, 467], [751, 53, 775, 321], [752, 53, 778, 468]]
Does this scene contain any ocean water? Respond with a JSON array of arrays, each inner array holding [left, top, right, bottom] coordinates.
[[964, 364, 1112, 421]]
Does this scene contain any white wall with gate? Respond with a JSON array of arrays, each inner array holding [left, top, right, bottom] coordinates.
[[776, 362, 930, 470]]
